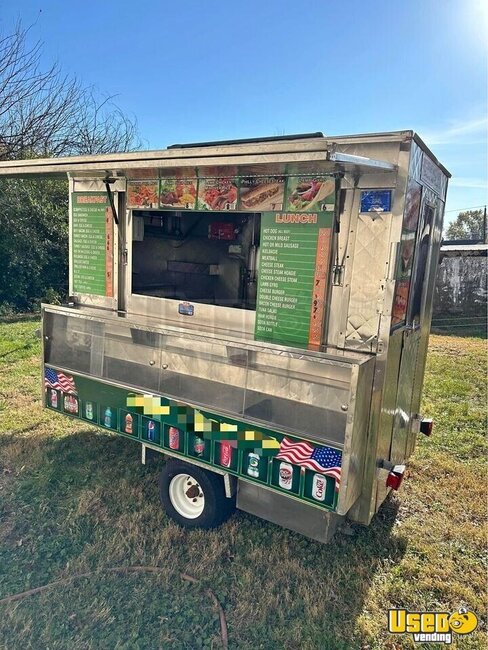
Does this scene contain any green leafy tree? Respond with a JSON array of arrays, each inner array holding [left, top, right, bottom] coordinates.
[[0, 178, 68, 310], [445, 209, 485, 241]]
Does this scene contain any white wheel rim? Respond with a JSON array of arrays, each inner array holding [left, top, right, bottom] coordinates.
[[169, 474, 205, 519]]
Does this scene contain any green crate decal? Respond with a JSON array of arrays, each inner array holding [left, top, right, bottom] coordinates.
[[44, 367, 342, 510]]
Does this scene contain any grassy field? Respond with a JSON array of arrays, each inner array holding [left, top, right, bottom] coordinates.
[[0, 321, 486, 649]]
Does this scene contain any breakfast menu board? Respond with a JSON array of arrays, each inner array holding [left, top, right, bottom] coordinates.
[[71, 192, 113, 297], [255, 210, 334, 347]]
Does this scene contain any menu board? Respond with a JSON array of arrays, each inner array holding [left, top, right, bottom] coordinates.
[[72, 192, 113, 297], [255, 210, 334, 347]]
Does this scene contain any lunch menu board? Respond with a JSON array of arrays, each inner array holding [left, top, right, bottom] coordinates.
[[71, 192, 113, 297], [255, 210, 334, 347]]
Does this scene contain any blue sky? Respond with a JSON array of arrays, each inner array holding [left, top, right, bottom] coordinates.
[[1, 0, 486, 225]]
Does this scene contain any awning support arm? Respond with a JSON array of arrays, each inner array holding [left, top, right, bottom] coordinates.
[[104, 178, 119, 226]]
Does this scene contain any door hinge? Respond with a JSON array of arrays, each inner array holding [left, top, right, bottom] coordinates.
[[333, 264, 345, 286]]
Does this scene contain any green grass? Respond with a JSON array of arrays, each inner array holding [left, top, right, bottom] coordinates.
[[0, 322, 486, 649]]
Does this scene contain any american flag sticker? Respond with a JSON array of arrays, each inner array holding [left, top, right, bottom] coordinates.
[[276, 437, 342, 490], [44, 368, 77, 394]]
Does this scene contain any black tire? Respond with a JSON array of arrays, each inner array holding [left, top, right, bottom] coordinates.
[[159, 459, 235, 530]]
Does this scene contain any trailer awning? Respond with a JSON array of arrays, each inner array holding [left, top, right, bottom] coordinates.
[[0, 137, 397, 179]]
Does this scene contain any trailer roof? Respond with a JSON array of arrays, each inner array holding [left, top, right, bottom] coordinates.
[[0, 130, 450, 179]]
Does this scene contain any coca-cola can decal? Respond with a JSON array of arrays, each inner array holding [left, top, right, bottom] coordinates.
[[220, 441, 232, 467], [278, 462, 293, 490], [168, 426, 180, 450], [312, 473, 327, 501]]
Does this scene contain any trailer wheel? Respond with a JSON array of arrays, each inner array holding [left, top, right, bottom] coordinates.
[[159, 460, 235, 529]]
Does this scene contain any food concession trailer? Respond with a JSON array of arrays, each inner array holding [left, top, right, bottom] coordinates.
[[0, 131, 449, 542]]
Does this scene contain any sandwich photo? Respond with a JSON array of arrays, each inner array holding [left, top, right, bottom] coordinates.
[[240, 180, 284, 211], [286, 177, 335, 211]]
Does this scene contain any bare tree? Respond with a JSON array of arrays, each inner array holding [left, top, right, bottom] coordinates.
[[0, 21, 142, 312], [0, 21, 140, 159]]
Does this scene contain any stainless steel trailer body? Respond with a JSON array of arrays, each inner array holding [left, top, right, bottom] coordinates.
[[0, 131, 449, 542]]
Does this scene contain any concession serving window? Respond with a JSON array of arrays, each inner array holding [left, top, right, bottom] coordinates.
[[131, 210, 261, 311]]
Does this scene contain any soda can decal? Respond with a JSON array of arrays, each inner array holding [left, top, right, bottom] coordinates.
[[104, 407, 112, 428], [169, 426, 180, 450], [50, 389, 58, 409], [194, 436, 205, 456], [278, 462, 293, 490], [147, 420, 155, 441], [312, 473, 327, 501], [247, 453, 260, 477], [220, 441, 232, 467], [85, 401, 93, 420], [125, 413, 133, 434]]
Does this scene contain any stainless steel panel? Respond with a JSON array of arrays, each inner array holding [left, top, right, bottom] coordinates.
[[149, 330, 350, 445], [336, 357, 375, 515], [328, 152, 396, 171], [410, 196, 445, 423], [345, 213, 391, 346], [236, 481, 342, 543], [128, 293, 256, 337], [44, 311, 104, 377], [43, 304, 373, 448], [72, 178, 126, 193], [43, 303, 372, 363], [374, 333, 403, 465], [390, 329, 421, 464], [345, 144, 411, 524], [409, 141, 423, 182], [102, 322, 162, 393], [331, 182, 361, 349], [327, 139, 404, 351]]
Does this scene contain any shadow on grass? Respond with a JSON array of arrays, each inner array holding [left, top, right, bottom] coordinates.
[[1, 427, 407, 649]]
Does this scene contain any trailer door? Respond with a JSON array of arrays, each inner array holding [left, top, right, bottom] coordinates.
[[390, 193, 443, 464]]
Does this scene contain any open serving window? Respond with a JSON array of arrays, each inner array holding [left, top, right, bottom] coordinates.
[[131, 209, 261, 311], [126, 172, 338, 346]]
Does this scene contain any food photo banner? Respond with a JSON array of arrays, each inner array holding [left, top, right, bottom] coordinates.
[[126, 174, 336, 213]]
